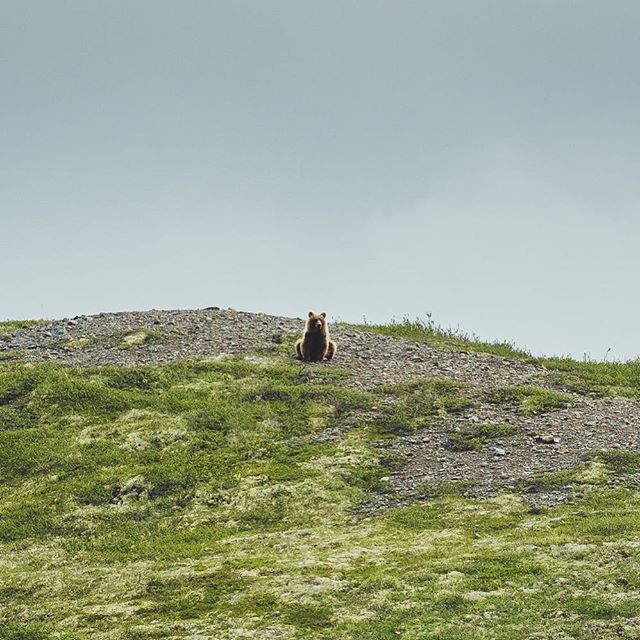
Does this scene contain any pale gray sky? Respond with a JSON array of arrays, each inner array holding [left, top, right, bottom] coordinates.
[[2, 1, 640, 358]]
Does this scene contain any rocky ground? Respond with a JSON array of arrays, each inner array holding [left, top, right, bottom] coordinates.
[[3, 307, 639, 507], [374, 394, 640, 505]]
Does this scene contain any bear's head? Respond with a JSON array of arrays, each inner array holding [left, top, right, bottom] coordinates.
[[306, 311, 327, 334]]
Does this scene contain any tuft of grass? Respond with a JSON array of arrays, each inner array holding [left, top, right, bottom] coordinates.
[[348, 315, 534, 361], [416, 479, 471, 499], [446, 422, 517, 451], [0, 624, 77, 640], [541, 356, 640, 399], [517, 468, 579, 493], [372, 379, 472, 436], [117, 329, 162, 349], [66, 338, 92, 350], [518, 459, 616, 494], [0, 350, 24, 361], [587, 450, 640, 476], [0, 320, 46, 335], [485, 385, 572, 416]]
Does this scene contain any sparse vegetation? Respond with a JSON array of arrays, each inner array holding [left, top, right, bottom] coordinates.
[[517, 468, 580, 493], [66, 338, 92, 350], [372, 379, 471, 436], [446, 422, 517, 451], [485, 385, 573, 415], [587, 450, 640, 476], [416, 479, 471, 499], [117, 329, 162, 349], [514, 452, 640, 495], [353, 315, 640, 400], [348, 316, 535, 361], [0, 320, 46, 335], [542, 356, 640, 398]]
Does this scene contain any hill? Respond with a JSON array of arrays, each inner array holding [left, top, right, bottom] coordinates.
[[1, 309, 640, 639]]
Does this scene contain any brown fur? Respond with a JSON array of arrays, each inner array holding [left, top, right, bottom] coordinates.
[[295, 311, 337, 362]]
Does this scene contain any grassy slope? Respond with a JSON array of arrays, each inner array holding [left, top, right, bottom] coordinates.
[[350, 317, 640, 399], [2, 323, 640, 638]]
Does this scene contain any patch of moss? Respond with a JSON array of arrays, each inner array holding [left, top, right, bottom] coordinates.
[[66, 338, 92, 350], [373, 379, 472, 436], [416, 480, 471, 500], [0, 320, 46, 335], [117, 329, 162, 350], [0, 624, 80, 640], [0, 350, 24, 362], [587, 449, 640, 475], [446, 423, 517, 451], [485, 385, 573, 416], [517, 468, 578, 493]]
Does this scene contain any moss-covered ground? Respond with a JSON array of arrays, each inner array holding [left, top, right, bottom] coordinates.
[[2, 346, 640, 637]]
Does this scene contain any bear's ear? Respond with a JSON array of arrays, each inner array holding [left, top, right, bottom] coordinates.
[[308, 311, 314, 318], [320, 312, 326, 318]]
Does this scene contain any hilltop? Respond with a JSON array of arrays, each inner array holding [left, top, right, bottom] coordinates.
[[2, 309, 640, 639]]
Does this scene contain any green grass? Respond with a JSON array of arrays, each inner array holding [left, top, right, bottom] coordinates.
[[416, 479, 471, 499], [4, 335, 640, 637], [10, 478, 640, 639], [0, 624, 79, 640], [446, 422, 517, 452], [372, 379, 472, 436], [0, 320, 45, 335], [66, 338, 92, 350], [587, 450, 640, 476], [348, 316, 534, 361], [485, 385, 573, 416], [540, 356, 640, 398], [117, 329, 163, 349], [516, 468, 581, 494], [515, 450, 640, 496]]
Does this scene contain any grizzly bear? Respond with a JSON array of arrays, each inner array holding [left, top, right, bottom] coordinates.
[[295, 312, 337, 362]]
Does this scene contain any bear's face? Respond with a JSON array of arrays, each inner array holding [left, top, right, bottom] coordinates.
[[306, 311, 327, 334]]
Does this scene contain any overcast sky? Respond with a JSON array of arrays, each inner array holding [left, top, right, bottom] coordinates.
[[2, 1, 639, 359]]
